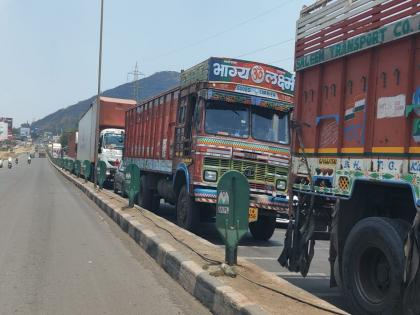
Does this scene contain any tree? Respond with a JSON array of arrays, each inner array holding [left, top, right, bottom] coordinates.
[[60, 133, 69, 148]]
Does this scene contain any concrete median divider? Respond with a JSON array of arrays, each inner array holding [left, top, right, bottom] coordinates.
[[49, 157, 348, 315]]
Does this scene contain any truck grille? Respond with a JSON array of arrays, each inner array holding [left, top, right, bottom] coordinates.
[[203, 157, 287, 184]]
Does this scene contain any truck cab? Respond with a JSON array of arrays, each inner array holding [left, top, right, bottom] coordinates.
[[98, 128, 124, 179], [173, 83, 293, 240]]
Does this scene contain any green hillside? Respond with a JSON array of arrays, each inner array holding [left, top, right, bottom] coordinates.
[[32, 71, 180, 133]]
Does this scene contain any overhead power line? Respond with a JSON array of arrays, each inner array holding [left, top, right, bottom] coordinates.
[[235, 38, 294, 58], [143, 0, 294, 63], [269, 56, 294, 64]]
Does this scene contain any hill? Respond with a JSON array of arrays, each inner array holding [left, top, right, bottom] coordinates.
[[32, 71, 180, 133]]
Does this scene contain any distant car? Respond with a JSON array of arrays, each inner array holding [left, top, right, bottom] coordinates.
[[113, 162, 126, 197]]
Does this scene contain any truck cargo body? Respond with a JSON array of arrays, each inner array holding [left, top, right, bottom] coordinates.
[[67, 131, 78, 159], [125, 57, 294, 240], [77, 97, 136, 179], [279, 1, 420, 314]]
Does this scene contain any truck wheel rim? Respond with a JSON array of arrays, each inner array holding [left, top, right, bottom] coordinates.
[[356, 246, 390, 305]]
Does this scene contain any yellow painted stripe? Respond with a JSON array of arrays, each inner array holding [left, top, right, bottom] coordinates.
[[318, 148, 338, 154], [341, 147, 364, 154], [298, 147, 420, 154], [372, 147, 404, 154], [409, 147, 420, 154], [298, 148, 315, 153]]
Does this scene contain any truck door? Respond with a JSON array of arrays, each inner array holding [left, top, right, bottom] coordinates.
[[174, 94, 197, 159]]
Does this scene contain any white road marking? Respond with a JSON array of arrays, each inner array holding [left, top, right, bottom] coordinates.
[[275, 272, 329, 278], [315, 292, 343, 298], [241, 256, 278, 261]]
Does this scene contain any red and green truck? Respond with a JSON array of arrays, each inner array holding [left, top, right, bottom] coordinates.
[[124, 57, 294, 240], [279, 1, 420, 314]]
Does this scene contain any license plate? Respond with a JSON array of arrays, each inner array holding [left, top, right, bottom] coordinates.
[[248, 207, 258, 222]]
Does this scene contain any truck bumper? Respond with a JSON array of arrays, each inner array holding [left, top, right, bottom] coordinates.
[[105, 168, 116, 181], [193, 188, 288, 212]]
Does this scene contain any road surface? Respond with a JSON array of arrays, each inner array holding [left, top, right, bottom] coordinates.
[[0, 158, 210, 315]]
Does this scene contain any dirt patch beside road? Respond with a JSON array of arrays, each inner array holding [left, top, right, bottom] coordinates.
[[0, 146, 33, 160]]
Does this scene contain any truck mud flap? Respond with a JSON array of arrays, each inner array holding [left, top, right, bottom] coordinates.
[[403, 213, 420, 315], [278, 215, 315, 277]]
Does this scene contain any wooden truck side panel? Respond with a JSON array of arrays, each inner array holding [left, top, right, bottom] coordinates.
[[295, 34, 420, 156], [371, 38, 411, 151], [125, 88, 179, 173], [297, 36, 420, 161], [342, 50, 369, 150]]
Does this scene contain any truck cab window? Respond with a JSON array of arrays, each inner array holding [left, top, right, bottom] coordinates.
[[103, 133, 124, 150], [251, 107, 289, 144], [205, 101, 249, 138]]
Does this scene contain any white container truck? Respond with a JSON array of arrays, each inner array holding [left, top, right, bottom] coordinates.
[[76, 96, 136, 180]]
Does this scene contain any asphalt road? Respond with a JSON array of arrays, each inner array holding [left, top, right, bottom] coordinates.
[[0, 158, 210, 315]]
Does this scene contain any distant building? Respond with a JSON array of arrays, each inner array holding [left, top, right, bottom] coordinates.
[[0, 117, 12, 140], [20, 127, 31, 138], [0, 122, 8, 142]]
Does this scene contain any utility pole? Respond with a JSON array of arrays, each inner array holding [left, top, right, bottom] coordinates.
[[94, 0, 104, 189], [127, 62, 144, 103]]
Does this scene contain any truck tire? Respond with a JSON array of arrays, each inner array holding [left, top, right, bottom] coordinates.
[[137, 175, 158, 211], [342, 217, 410, 315], [176, 185, 198, 231], [249, 214, 276, 241], [113, 180, 118, 194]]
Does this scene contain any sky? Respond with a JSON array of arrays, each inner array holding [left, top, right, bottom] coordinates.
[[0, 0, 311, 126]]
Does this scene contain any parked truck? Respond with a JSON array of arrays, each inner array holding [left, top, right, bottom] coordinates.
[[52, 142, 62, 158], [279, 1, 420, 314], [124, 57, 294, 240], [77, 96, 136, 180], [66, 131, 78, 159]]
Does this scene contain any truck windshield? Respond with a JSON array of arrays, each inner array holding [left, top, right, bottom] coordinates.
[[251, 107, 289, 144], [205, 101, 249, 138], [103, 133, 124, 149]]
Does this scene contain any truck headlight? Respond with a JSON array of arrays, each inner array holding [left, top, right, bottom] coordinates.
[[204, 170, 218, 182], [106, 170, 110, 176], [276, 179, 287, 191]]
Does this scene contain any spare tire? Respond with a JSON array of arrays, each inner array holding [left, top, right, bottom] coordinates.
[[342, 217, 410, 315]]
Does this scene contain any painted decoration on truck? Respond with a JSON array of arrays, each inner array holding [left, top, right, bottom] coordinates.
[[413, 119, 420, 143], [196, 136, 290, 156], [296, 15, 420, 70], [406, 88, 420, 117], [293, 156, 420, 204], [345, 99, 366, 121], [377, 94, 406, 119], [206, 89, 293, 111], [409, 160, 420, 174], [208, 58, 294, 95]]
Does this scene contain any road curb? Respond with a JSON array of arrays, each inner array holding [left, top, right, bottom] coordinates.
[[51, 162, 269, 315]]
